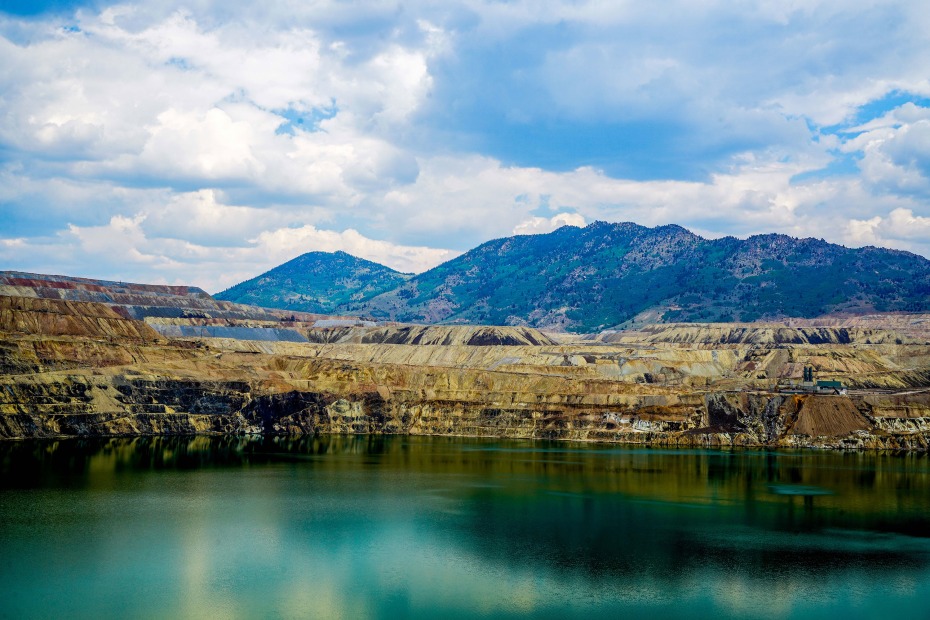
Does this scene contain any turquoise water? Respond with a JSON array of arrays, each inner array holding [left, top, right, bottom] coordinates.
[[1, 436, 929, 619]]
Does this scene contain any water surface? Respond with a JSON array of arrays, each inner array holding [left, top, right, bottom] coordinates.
[[1, 436, 929, 619]]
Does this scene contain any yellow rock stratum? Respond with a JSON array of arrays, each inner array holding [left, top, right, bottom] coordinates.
[[2, 293, 929, 450]]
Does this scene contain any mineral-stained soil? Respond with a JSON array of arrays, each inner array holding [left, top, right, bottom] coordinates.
[[788, 395, 872, 437], [2, 283, 930, 451], [0, 271, 341, 322], [305, 324, 556, 346], [0, 295, 161, 340], [597, 323, 917, 345]]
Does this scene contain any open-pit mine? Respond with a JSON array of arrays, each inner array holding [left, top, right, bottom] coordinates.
[[2, 271, 929, 450]]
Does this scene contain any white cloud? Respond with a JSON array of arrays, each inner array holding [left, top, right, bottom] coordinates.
[[844, 208, 930, 255], [250, 226, 457, 276], [0, 5, 432, 195], [883, 119, 930, 176], [841, 104, 930, 196], [140, 107, 265, 180], [513, 213, 586, 236], [3, 0, 930, 294], [141, 189, 291, 245], [0, 213, 458, 292], [447, 0, 930, 127], [9, 143, 925, 293], [378, 153, 833, 244]]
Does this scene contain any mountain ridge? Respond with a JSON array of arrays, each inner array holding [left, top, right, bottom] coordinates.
[[215, 250, 412, 314], [219, 222, 930, 332]]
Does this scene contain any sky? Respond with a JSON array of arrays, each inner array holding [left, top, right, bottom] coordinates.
[[2, 0, 930, 293]]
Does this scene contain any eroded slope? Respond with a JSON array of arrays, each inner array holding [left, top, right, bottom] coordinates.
[[2, 293, 930, 450]]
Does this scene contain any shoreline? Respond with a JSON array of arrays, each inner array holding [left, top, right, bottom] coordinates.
[[2, 414, 928, 452]]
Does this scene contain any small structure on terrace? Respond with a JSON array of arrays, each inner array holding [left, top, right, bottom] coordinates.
[[780, 366, 847, 395], [815, 380, 847, 395]]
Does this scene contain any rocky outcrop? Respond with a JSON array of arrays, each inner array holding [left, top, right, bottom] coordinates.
[[0, 271, 342, 322], [3, 285, 930, 451], [599, 324, 916, 345], [305, 324, 556, 346], [2, 360, 928, 450], [0, 295, 160, 340]]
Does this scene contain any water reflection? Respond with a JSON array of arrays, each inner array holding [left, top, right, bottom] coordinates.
[[1, 436, 928, 618]]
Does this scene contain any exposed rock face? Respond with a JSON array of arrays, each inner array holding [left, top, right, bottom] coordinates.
[[305, 324, 555, 346], [2, 369, 927, 451], [0, 272, 211, 300], [0, 271, 346, 322], [598, 324, 915, 345], [1, 295, 161, 340], [2, 288, 930, 451]]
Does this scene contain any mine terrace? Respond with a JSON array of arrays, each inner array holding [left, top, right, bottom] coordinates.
[[1, 271, 928, 451]]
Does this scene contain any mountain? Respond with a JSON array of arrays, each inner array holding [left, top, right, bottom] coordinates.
[[215, 251, 412, 314], [218, 223, 930, 332], [354, 222, 930, 331]]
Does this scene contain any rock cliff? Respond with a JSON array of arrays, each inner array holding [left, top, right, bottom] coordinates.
[[3, 275, 930, 451], [0, 271, 349, 322], [596, 323, 916, 345], [1, 291, 928, 451], [304, 324, 555, 346]]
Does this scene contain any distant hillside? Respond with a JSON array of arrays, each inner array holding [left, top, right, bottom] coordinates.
[[0, 270, 336, 322], [215, 251, 412, 314], [352, 222, 930, 331]]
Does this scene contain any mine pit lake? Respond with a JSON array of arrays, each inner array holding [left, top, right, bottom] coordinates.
[[1, 437, 929, 619]]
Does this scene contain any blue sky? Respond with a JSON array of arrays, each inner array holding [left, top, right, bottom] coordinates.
[[2, 0, 930, 292]]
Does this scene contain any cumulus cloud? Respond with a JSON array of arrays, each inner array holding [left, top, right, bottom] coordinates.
[[838, 103, 930, 198], [141, 189, 294, 246], [0, 213, 458, 292], [844, 208, 930, 256], [0, 5, 431, 195], [513, 213, 586, 236], [2, 0, 930, 293], [377, 153, 841, 245], [249, 226, 457, 277]]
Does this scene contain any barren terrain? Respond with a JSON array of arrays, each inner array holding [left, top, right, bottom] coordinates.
[[2, 272, 929, 450]]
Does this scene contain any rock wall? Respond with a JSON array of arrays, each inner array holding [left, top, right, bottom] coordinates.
[[2, 287, 930, 451], [305, 324, 556, 346], [0, 272, 340, 322], [0, 295, 160, 340], [2, 368, 927, 451], [600, 323, 917, 345]]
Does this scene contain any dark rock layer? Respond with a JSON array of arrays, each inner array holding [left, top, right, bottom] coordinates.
[[2, 375, 927, 451]]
